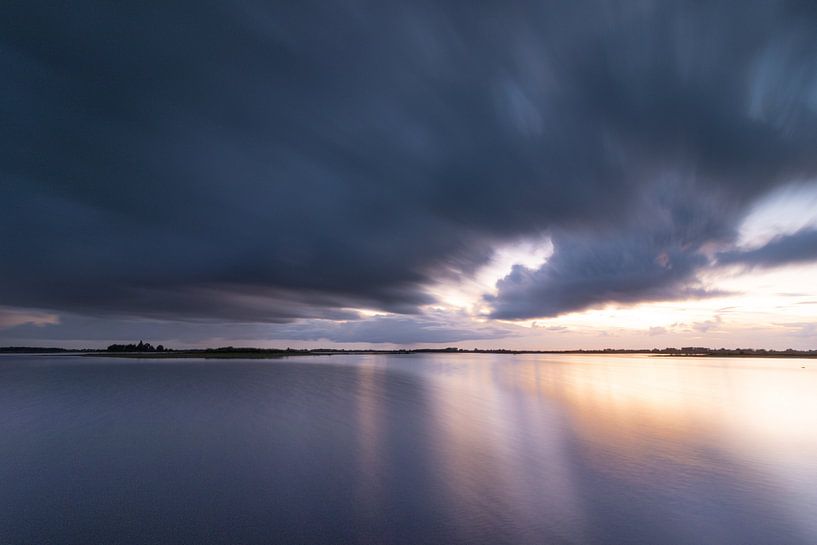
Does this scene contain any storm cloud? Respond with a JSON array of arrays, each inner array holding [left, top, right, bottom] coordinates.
[[0, 309, 513, 346], [3, 1, 817, 331], [717, 228, 817, 269]]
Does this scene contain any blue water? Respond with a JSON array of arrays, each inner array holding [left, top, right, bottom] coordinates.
[[1, 353, 816, 544]]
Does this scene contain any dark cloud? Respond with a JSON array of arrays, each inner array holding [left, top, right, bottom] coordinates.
[[0, 309, 513, 346], [487, 211, 724, 319], [3, 1, 817, 328], [273, 312, 514, 344], [488, 173, 742, 319], [717, 228, 817, 269]]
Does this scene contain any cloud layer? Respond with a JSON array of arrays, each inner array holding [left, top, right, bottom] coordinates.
[[2, 1, 817, 335], [718, 228, 817, 269], [0, 309, 513, 346]]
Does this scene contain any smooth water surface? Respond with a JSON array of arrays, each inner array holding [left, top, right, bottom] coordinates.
[[1, 353, 816, 544]]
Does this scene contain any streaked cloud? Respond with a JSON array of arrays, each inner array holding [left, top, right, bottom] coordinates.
[[718, 228, 817, 269], [2, 1, 817, 345], [0, 307, 59, 329]]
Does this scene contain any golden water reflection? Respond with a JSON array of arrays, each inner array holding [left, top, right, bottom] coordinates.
[[380, 353, 817, 541]]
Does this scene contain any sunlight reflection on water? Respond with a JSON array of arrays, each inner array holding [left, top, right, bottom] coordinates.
[[1, 353, 815, 544]]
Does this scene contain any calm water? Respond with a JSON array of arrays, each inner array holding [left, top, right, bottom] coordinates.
[[1, 354, 816, 544]]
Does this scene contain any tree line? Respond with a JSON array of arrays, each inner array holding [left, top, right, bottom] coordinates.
[[106, 340, 166, 352]]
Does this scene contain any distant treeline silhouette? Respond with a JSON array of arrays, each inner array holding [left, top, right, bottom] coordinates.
[[106, 340, 166, 352], [2, 344, 814, 358]]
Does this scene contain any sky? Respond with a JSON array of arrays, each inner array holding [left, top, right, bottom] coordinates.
[[2, 1, 817, 349]]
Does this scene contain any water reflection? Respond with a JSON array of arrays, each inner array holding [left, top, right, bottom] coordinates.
[[0, 354, 815, 544]]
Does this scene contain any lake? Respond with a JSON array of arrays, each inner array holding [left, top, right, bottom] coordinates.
[[1, 353, 816, 544]]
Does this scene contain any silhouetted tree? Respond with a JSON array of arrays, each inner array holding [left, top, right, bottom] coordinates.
[[107, 341, 161, 352]]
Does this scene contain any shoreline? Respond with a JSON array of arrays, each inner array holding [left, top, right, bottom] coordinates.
[[3, 347, 816, 359]]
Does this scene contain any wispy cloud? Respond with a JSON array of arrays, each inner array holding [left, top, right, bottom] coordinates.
[[0, 307, 59, 329]]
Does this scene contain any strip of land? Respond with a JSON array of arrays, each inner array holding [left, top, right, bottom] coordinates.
[[2, 346, 816, 358]]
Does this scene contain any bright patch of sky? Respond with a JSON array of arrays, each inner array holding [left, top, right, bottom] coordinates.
[[420, 210, 817, 349], [736, 182, 817, 249], [504, 261, 817, 350], [425, 236, 553, 314]]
